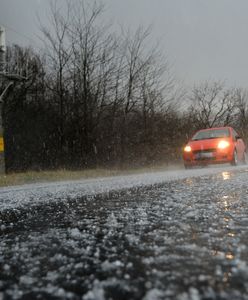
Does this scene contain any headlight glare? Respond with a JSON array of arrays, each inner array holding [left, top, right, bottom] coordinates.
[[218, 140, 230, 149], [184, 145, 192, 152]]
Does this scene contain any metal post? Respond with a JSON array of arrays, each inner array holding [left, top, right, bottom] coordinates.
[[0, 26, 6, 174]]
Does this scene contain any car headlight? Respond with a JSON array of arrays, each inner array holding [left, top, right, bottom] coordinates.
[[218, 140, 230, 149], [184, 145, 192, 152]]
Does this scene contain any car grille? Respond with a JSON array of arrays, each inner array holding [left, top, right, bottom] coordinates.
[[193, 148, 216, 154], [193, 148, 217, 161]]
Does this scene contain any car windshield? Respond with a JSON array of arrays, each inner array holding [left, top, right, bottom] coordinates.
[[192, 128, 230, 140]]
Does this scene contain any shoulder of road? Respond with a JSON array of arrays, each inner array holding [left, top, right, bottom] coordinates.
[[0, 165, 246, 212]]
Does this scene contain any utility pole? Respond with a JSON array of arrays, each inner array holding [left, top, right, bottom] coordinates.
[[0, 26, 6, 174]]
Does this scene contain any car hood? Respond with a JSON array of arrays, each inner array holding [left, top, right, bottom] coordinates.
[[188, 138, 231, 151]]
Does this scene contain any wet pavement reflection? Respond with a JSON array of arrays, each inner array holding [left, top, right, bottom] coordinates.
[[1, 169, 248, 299]]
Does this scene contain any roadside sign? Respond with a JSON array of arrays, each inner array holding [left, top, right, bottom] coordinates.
[[0, 137, 4, 152]]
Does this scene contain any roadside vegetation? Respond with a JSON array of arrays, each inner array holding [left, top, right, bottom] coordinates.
[[0, 163, 182, 187], [1, 0, 248, 174]]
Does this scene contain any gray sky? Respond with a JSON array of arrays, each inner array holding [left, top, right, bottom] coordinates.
[[1, 0, 248, 87]]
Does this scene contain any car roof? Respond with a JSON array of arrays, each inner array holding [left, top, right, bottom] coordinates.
[[196, 126, 232, 132]]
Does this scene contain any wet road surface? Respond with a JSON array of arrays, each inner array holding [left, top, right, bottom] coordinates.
[[1, 168, 248, 299]]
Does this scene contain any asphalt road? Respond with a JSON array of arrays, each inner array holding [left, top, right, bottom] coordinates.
[[1, 167, 248, 299]]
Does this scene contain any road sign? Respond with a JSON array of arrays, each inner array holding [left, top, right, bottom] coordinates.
[[0, 137, 4, 152]]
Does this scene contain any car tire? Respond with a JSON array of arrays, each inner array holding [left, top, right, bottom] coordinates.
[[231, 149, 238, 166]]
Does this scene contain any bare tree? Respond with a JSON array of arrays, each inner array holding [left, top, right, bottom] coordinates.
[[28, 0, 184, 169], [190, 81, 238, 128], [67, 0, 117, 162], [39, 0, 72, 161]]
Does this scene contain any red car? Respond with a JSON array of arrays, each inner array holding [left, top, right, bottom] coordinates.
[[183, 127, 246, 169]]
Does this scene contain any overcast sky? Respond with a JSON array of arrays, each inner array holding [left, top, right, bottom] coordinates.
[[1, 0, 248, 87]]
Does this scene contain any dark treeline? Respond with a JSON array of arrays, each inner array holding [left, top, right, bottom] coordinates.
[[1, 0, 248, 172]]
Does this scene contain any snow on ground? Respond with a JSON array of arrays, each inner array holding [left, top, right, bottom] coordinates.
[[1, 164, 248, 299], [0, 165, 247, 211]]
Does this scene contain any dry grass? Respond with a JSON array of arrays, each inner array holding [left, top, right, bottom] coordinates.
[[0, 163, 182, 187]]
